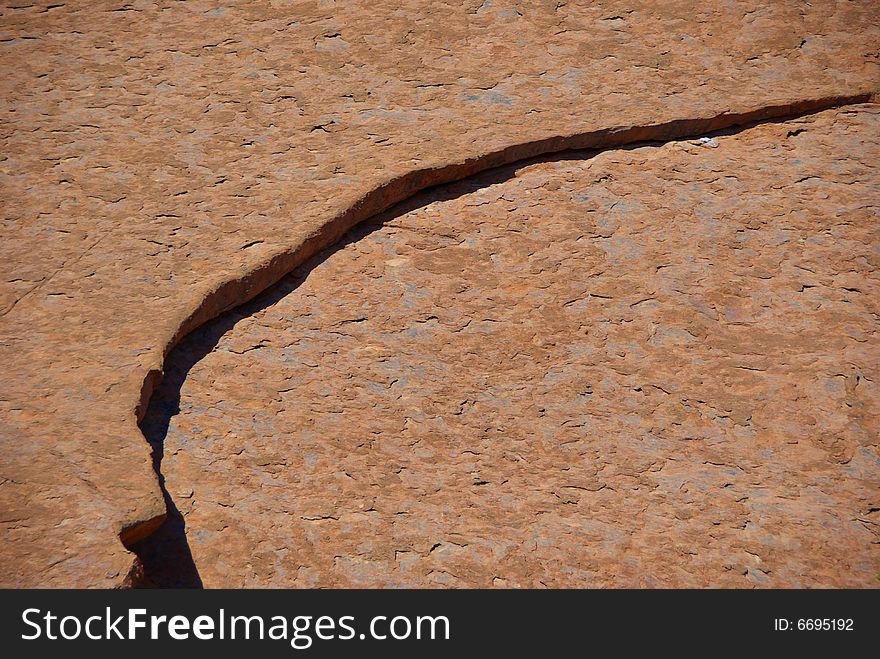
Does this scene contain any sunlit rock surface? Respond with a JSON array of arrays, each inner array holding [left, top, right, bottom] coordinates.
[[140, 105, 879, 587]]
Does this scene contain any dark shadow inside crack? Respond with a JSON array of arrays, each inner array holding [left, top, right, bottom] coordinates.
[[132, 347, 211, 587]]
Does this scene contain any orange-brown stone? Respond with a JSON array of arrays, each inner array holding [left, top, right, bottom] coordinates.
[[1, 0, 878, 587], [138, 105, 879, 587]]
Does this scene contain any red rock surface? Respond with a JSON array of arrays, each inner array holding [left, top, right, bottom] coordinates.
[[0, 1, 878, 587], [139, 105, 879, 588]]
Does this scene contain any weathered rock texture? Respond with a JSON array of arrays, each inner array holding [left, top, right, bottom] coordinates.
[[138, 105, 879, 588], [1, 1, 878, 587]]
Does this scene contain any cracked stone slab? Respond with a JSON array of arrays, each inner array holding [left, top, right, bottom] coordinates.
[[139, 105, 879, 588], [0, 0, 878, 586]]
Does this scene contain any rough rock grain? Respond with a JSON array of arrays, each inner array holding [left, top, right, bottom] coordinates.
[[0, 0, 878, 586], [138, 105, 879, 588]]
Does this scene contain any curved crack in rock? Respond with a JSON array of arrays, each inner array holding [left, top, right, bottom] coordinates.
[[133, 104, 879, 587], [116, 95, 876, 565], [3, 0, 879, 587]]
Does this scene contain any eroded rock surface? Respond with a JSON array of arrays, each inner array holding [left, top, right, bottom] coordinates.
[[1, 0, 878, 587], [140, 105, 879, 588]]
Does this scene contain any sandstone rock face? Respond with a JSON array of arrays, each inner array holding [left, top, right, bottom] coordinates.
[[0, 1, 878, 587], [138, 105, 879, 588]]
